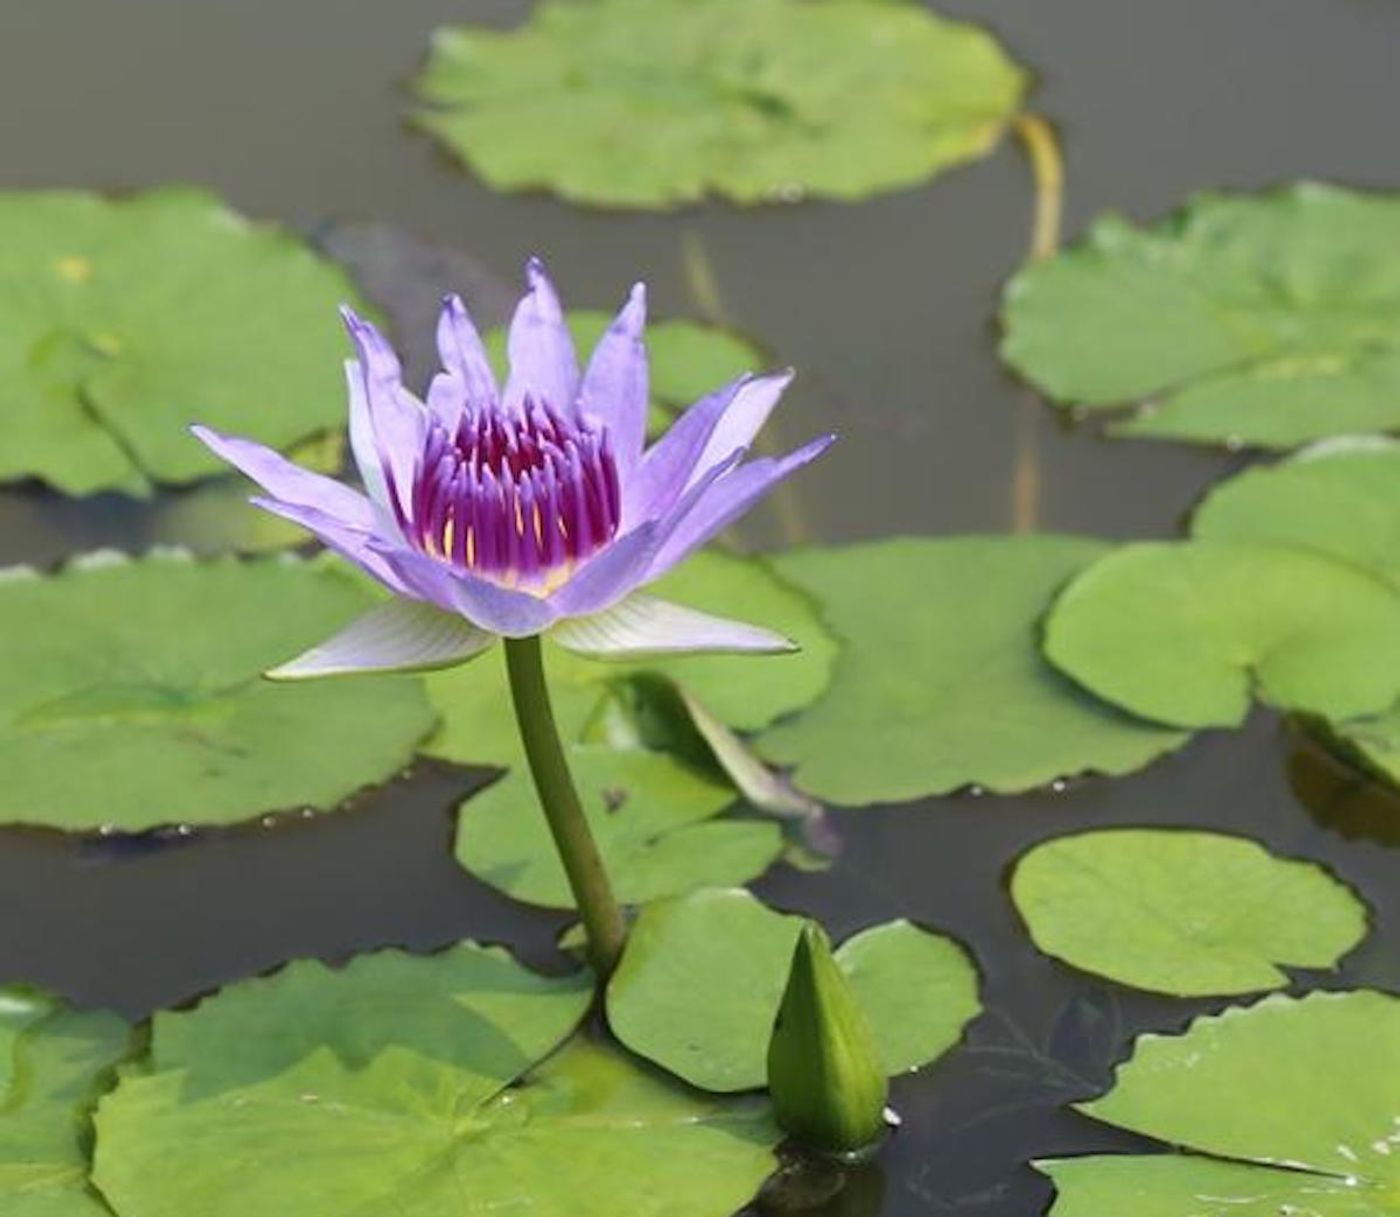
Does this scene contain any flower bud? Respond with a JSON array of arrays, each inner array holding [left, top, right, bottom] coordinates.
[[767, 922, 889, 1155]]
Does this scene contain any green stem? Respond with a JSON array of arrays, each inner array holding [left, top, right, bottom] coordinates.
[[503, 635, 627, 977]]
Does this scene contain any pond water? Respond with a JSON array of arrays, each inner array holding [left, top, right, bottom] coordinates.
[[0, 1, 1397, 1214]]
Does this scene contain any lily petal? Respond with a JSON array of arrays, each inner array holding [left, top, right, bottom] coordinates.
[[267, 600, 495, 680], [579, 282, 648, 478], [550, 593, 797, 659], [427, 293, 498, 430], [192, 425, 373, 531], [249, 497, 412, 596], [687, 369, 795, 492], [502, 258, 578, 417], [369, 542, 557, 637]]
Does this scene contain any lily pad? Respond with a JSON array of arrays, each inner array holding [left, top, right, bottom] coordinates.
[[0, 187, 364, 495], [457, 746, 781, 908], [0, 550, 435, 831], [1010, 830, 1367, 996], [1039, 990, 1400, 1216], [424, 548, 837, 767], [606, 888, 980, 1092], [0, 990, 131, 1216], [1043, 539, 1400, 729], [1001, 183, 1400, 449], [757, 536, 1187, 806], [1193, 437, 1400, 587], [93, 946, 777, 1217], [412, 0, 1028, 209]]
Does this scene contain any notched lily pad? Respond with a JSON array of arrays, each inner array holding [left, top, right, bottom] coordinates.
[[758, 536, 1187, 805], [456, 745, 783, 908], [1001, 183, 1400, 449], [1044, 539, 1400, 729], [1039, 990, 1400, 1216], [0, 187, 365, 495], [412, 0, 1028, 209], [0, 550, 435, 831], [606, 888, 980, 1092], [1011, 829, 1367, 996], [93, 947, 777, 1217]]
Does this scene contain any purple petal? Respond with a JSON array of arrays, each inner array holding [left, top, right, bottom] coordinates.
[[192, 425, 374, 531], [368, 542, 557, 637], [686, 369, 794, 492], [578, 282, 648, 478], [436, 293, 499, 407], [550, 594, 796, 658], [645, 434, 835, 581], [267, 600, 495, 680], [502, 258, 578, 417], [344, 359, 392, 519], [249, 497, 413, 597]]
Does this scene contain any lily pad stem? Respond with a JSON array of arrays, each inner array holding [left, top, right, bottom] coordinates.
[[504, 634, 627, 977]]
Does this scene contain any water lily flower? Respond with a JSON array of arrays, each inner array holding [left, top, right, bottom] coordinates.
[[193, 258, 833, 678]]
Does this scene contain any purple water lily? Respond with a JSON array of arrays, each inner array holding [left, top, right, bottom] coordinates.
[[195, 259, 833, 678]]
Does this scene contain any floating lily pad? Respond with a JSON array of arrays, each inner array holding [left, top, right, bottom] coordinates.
[[606, 888, 980, 1092], [0, 187, 364, 495], [0, 990, 131, 1216], [1011, 830, 1367, 996], [1001, 183, 1400, 449], [0, 550, 435, 831], [424, 548, 837, 767], [93, 946, 777, 1217], [412, 0, 1028, 209], [456, 746, 782, 908], [757, 537, 1187, 806], [1039, 990, 1400, 1216], [1043, 540, 1400, 729], [1193, 437, 1400, 587]]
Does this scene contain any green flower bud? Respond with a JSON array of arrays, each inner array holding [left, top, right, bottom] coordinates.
[[767, 921, 889, 1155]]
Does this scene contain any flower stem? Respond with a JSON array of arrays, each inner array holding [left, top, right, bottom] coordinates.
[[503, 634, 627, 978]]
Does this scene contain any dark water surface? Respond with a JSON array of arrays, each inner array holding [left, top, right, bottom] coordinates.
[[0, 2, 1398, 1214]]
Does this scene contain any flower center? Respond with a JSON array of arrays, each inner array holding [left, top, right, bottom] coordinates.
[[407, 399, 620, 592]]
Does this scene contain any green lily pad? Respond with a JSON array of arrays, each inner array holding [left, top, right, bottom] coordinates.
[[411, 0, 1028, 209], [0, 990, 131, 1216], [606, 888, 980, 1092], [0, 550, 435, 831], [456, 746, 782, 908], [1039, 990, 1400, 1216], [424, 548, 837, 767], [1010, 829, 1367, 996], [757, 536, 1187, 806], [1043, 539, 1400, 729], [0, 186, 365, 496], [1193, 437, 1400, 587], [93, 946, 777, 1217], [1001, 183, 1400, 449]]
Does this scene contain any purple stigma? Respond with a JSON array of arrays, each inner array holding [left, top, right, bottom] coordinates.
[[407, 397, 619, 589]]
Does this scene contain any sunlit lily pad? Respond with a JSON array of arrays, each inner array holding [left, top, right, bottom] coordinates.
[[0, 187, 364, 495], [757, 537, 1187, 805], [1043, 540, 1400, 729], [1001, 183, 1400, 449], [424, 548, 837, 767], [0, 989, 131, 1216], [606, 888, 980, 1092], [1011, 830, 1367, 996], [1193, 436, 1400, 587], [456, 746, 782, 908], [0, 550, 434, 831], [1038, 990, 1400, 1216], [412, 0, 1028, 209], [93, 947, 777, 1217]]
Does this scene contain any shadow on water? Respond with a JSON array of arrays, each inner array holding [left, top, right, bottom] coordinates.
[[0, 1, 1397, 1214]]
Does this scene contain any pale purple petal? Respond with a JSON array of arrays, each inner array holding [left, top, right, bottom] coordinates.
[[344, 360, 393, 524], [502, 258, 578, 417], [579, 282, 648, 478], [685, 369, 794, 492], [250, 497, 413, 597], [369, 542, 557, 637], [549, 594, 796, 658], [645, 434, 835, 581], [437, 293, 499, 406], [267, 600, 495, 680], [192, 425, 373, 531]]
